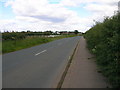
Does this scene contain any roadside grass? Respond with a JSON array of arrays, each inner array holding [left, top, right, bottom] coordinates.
[[2, 35, 77, 54]]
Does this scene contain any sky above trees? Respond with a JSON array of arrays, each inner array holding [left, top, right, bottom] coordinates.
[[0, 0, 119, 32]]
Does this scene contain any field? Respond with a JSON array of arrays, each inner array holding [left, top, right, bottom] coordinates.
[[2, 35, 77, 54]]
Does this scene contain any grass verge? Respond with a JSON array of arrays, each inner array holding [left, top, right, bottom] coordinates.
[[2, 35, 77, 54]]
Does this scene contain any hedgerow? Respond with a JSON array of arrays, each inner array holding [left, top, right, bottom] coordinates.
[[84, 12, 120, 88]]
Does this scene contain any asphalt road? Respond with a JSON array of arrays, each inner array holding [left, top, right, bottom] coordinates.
[[3, 36, 80, 88]]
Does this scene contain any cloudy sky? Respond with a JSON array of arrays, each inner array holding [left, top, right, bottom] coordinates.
[[0, 0, 119, 32]]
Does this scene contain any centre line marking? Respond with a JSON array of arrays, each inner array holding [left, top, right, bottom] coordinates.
[[35, 50, 47, 56]]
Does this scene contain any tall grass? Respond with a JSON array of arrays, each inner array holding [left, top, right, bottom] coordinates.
[[2, 35, 77, 54]]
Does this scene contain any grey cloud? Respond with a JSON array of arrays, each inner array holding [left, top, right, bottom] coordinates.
[[29, 15, 66, 23], [109, 2, 118, 6]]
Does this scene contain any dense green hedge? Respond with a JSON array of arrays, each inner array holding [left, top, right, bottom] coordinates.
[[2, 31, 53, 40], [84, 13, 120, 88], [2, 32, 26, 40]]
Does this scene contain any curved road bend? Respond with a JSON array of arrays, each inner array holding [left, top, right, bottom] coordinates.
[[3, 36, 80, 88]]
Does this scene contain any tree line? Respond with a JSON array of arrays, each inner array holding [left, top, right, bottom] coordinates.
[[2, 31, 53, 40], [2, 30, 80, 41]]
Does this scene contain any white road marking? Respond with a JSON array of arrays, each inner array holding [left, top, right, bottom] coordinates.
[[35, 50, 47, 56]]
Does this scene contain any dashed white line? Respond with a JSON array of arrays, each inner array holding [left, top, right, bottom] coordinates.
[[35, 50, 47, 56]]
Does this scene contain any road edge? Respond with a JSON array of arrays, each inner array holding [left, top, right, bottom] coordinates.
[[56, 38, 80, 89]]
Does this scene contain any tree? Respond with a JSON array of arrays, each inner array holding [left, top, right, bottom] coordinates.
[[74, 30, 79, 35], [44, 31, 53, 35]]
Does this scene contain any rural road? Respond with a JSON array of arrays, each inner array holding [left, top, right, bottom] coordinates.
[[3, 36, 80, 88]]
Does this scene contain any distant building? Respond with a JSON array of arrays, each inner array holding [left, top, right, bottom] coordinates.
[[118, 1, 120, 12]]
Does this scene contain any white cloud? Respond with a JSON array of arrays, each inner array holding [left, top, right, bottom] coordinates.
[[0, 0, 11, 3], [0, 0, 119, 33], [84, 1, 118, 22], [60, 0, 119, 7], [60, 0, 77, 7], [5, 0, 74, 23]]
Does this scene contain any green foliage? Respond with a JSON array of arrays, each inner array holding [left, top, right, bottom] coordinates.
[[2, 32, 26, 40], [2, 35, 77, 53], [84, 13, 120, 88], [2, 31, 54, 40], [74, 30, 79, 35]]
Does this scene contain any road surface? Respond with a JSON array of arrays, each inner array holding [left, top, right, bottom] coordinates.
[[3, 36, 80, 88], [62, 37, 110, 88]]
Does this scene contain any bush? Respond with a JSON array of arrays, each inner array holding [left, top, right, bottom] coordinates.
[[84, 13, 120, 88], [2, 32, 26, 40]]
